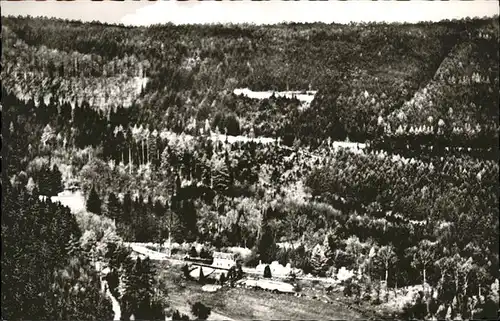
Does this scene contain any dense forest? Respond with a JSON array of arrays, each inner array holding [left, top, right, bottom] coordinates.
[[2, 15, 499, 320], [2, 16, 498, 145]]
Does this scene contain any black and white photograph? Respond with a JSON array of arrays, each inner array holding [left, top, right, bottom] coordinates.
[[1, 0, 499, 320]]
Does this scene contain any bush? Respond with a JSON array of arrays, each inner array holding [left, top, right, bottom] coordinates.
[[476, 297, 500, 319], [372, 282, 382, 305], [294, 281, 303, 292], [243, 249, 260, 267], [289, 245, 312, 274], [105, 269, 120, 297], [362, 281, 373, 302], [199, 267, 205, 284], [326, 266, 337, 278], [343, 278, 361, 298], [401, 291, 427, 320], [228, 266, 237, 286], [189, 246, 198, 258], [264, 265, 272, 278], [276, 247, 291, 266], [182, 264, 191, 280], [172, 310, 190, 321], [191, 302, 211, 320], [236, 265, 244, 280], [199, 247, 212, 259]]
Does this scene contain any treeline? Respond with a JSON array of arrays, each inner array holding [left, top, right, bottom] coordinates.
[[367, 130, 499, 161]]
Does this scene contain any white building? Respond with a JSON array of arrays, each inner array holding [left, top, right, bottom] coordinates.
[[212, 252, 236, 269]]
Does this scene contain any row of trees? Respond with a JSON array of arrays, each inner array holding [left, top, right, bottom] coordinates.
[[367, 129, 499, 161]]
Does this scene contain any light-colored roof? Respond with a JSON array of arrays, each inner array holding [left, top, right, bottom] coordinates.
[[213, 252, 236, 260]]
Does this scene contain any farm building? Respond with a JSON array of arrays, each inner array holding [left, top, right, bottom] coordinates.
[[212, 252, 237, 269]]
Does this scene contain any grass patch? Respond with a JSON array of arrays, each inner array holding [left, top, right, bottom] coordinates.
[[155, 262, 367, 320]]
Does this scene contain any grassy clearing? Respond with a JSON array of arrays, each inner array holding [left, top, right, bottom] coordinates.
[[155, 262, 367, 320]]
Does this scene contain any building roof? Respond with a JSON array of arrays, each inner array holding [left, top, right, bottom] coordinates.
[[213, 252, 236, 260]]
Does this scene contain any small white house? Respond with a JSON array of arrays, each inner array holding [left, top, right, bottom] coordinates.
[[212, 252, 236, 269]]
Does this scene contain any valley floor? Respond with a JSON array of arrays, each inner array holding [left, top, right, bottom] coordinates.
[[158, 263, 366, 320]]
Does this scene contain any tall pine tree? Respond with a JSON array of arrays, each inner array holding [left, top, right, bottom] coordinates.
[[86, 186, 102, 215], [50, 164, 63, 195], [106, 192, 121, 221], [123, 191, 133, 223]]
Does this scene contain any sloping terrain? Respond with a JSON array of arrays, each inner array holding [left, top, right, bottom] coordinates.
[[3, 16, 498, 143], [2, 15, 499, 321]]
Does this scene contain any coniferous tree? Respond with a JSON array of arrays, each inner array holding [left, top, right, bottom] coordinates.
[[123, 191, 133, 223], [50, 164, 63, 195], [199, 267, 205, 284], [37, 164, 53, 195], [148, 130, 158, 167], [264, 265, 272, 278], [86, 186, 102, 215], [310, 244, 329, 277], [257, 221, 277, 264], [153, 199, 164, 217], [106, 192, 121, 221]]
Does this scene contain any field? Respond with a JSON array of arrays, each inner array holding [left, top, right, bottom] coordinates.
[[156, 262, 367, 320]]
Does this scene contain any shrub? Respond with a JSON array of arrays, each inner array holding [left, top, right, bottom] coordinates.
[[189, 246, 198, 258], [476, 297, 500, 319], [199, 247, 212, 259], [236, 265, 244, 280], [428, 297, 439, 317], [326, 266, 337, 278], [228, 266, 237, 286], [243, 249, 260, 267], [401, 291, 427, 320], [264, 265, 272, 278], [289, 245, 312, 274], [191, 302, 211, 320], [276, 247, 291, 266], [199, 267, 205, 284], [182, 264, 191, 280], [372, 282, 382, 305], [294, 281, 303, 292], [362, 281, 373, 302], [172, 310, 190, 321], [105, 269, 120, 297], [343, 278, 361, 298]]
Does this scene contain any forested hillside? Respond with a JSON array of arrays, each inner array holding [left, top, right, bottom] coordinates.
[[2, 15, 498, 320], [2, 16, 498, 145]]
